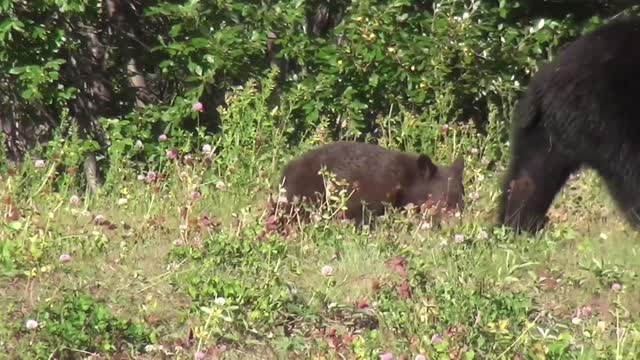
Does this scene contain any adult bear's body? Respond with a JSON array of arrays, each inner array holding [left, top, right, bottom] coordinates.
[[498, 16, 640, 232]]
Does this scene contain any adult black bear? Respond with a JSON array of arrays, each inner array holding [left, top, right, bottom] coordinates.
[[498, 15, 640, 233], [278, 141, 465, 224]]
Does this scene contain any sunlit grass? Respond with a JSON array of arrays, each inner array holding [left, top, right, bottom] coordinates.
[[1, 126, 640, 359]]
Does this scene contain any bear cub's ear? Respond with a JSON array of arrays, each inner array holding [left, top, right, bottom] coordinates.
[[417, 154, 437, 178]]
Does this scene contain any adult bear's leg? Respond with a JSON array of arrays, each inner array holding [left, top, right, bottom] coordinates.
[[498, 126, 580, 233], [599, 165, 640, 229]]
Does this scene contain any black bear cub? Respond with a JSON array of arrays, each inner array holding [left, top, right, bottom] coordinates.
[[498, 15, 640, 233], [278, 141, 465, 224]]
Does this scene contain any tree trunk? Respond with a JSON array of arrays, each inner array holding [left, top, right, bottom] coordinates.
[[63, 26, 114, 195], [104, 0, 155, 109]]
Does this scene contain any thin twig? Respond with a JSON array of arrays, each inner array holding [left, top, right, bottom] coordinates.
[[498, 311, 544, 358]]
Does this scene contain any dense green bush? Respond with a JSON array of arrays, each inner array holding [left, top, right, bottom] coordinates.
[[24, 293, 153, 358], [4, 0, 635, 184]]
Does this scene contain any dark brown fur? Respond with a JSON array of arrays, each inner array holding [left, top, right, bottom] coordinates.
[[277, 141, 465, 224]]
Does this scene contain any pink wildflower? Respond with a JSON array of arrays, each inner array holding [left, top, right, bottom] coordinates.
[[192, 102, 204, 112]]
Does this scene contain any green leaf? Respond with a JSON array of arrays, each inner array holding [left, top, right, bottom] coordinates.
[[21, 88, 34, 100], [6, 220, 23, 231], [191, 37, 209, 49], [369, 74, 379, 87], [8, 66, 25, 75], [305, 107, 319, 123], [188, 61, 203, 77]]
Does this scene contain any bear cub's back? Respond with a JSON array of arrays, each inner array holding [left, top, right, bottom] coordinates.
[[283, 141, 418, 190]]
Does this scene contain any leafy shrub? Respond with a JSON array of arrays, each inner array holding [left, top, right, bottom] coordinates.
[[24, 293, 153, 358], [2, 0, 599, 177], [167, 220, 301, 343]]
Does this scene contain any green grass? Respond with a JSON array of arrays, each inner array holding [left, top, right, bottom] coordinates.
[[1, 131, 640, 359]]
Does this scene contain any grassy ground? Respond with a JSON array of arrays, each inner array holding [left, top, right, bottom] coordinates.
[[1, 125, 640, 359]]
